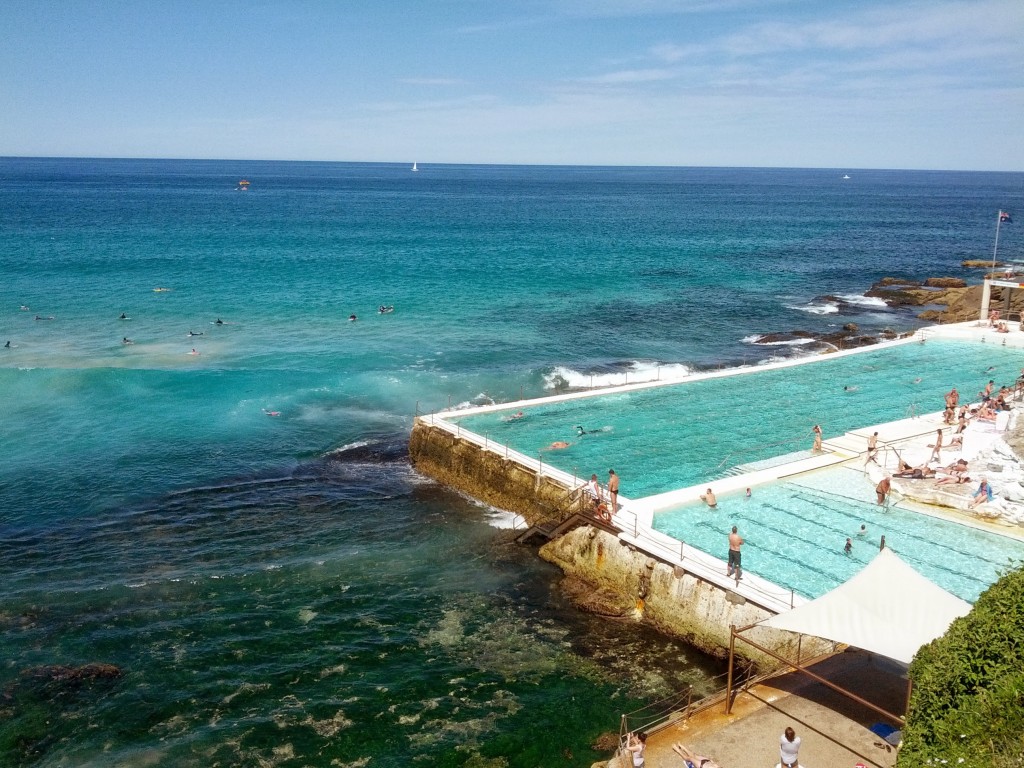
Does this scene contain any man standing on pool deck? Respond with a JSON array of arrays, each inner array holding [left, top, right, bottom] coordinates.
[[607, 469, 619, 513], [727, 526, 743, 579], [866, 431, 879, 465]]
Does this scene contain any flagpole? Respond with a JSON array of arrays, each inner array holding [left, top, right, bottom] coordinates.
[[992, 210, 1003, 273]]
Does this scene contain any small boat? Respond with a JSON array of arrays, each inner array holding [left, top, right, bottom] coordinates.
[[411, 162, 419, 172], [237, 179, 250, 190], [842, 174, 851, 180]]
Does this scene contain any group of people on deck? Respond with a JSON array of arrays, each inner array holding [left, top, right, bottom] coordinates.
[[876, 371, 1016, 511], [585, 469, 619, 523]]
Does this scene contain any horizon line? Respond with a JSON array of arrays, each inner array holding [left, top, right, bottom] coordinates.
[[2, 155, 1022, 175]]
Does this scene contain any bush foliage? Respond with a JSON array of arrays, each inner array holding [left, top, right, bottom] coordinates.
[[900, 566, 1024, 768]]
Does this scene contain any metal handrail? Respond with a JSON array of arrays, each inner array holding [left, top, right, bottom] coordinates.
[[715, 432, 822, 471]]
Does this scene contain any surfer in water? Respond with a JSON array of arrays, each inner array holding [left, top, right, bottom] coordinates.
[[188, 330, 204, 337], [214, 318, 224, 325], [4, 340, 10, 348], [349, 314, 357, 322], [119, 313, 129, 320], [122, 337, 133, 345]]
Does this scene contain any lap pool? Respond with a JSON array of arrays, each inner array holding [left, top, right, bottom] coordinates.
[[452, 339, 1024, 497], [651, 464, 1024, 603]]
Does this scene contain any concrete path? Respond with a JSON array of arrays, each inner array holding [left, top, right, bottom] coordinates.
[[623, 650, 906, 768]]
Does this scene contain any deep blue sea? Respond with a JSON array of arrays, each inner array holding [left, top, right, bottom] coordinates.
[[1, 158, 1021, 767]]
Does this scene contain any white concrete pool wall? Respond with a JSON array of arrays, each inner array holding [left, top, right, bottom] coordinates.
[[419, 320, 1024, 611]]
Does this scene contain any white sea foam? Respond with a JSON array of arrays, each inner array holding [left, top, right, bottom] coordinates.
[[837, 293, 888, 308], [787, 301, 839, 315], [543, 361, 692, 390], [742, 335, 816, 347], [451, 392, 496, 410], [484, 509, 520, 529]]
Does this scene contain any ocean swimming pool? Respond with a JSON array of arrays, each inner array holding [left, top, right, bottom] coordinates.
[[452, 339, 1024, 497], [651, 464, 1024, 602]]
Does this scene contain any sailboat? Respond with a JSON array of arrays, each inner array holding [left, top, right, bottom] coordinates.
[[411, 162, 419, 172]]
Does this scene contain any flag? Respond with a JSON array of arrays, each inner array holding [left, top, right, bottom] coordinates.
[[1000, 210, 1012, 223]]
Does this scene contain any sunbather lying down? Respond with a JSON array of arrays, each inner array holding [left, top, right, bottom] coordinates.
[[672, 742, 721, 768]]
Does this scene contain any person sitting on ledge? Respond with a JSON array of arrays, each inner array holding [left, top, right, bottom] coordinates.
[[972, 478, 994, 507]]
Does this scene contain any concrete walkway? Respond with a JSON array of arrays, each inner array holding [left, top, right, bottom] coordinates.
[[626, 650, 906, 768]]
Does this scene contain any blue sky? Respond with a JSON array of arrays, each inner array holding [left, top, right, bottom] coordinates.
[[2, 0, 1022, 169]]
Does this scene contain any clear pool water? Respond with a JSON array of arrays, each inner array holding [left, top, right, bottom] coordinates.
[[653, 464, 1024, 602], [453, 339, 1024, 497]]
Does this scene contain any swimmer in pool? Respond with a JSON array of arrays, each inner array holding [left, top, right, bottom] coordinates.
[[262, 409, 281, 417], [546, 441, 571, 450], [843, 385, 860, 392], [700, 488, 717, 508]]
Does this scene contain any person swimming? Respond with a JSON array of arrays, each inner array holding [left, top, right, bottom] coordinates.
[[188, 348, 200, 355], [262, 409, 281, 417], [843, 385, 860, 392], [348, 314, 357, 321], [188, 330, 204, 336], [122, 337, 133, 344]]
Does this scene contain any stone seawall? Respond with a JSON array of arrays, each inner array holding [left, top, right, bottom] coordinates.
[[539, 527, 829, 668], [409, 419, 581, 525], [409, 418, 833, 670]]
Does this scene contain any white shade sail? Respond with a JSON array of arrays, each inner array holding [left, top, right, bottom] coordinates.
[[759, 548, 972, 664]]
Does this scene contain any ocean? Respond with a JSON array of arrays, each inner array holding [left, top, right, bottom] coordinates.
[[0, 158, 1020, 767]]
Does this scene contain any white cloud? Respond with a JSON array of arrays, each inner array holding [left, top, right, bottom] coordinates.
[[397, 78, 468, 87], [576, 68, 679, 84]]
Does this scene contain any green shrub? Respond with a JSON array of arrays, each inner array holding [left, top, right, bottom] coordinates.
[[899, 566, 1024, 768]]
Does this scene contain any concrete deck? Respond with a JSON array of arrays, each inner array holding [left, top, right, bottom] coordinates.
[[632, 650, 907, 768]]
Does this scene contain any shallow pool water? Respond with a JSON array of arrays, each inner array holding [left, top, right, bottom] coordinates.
[[653, 464, 1024, 602], [452, 339, 1024, 497]]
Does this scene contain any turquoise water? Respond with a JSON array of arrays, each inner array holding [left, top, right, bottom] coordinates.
[[453, 339, 1024, 497], [2, 159, 1022, 767], [653, 465, 1024, 602]]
